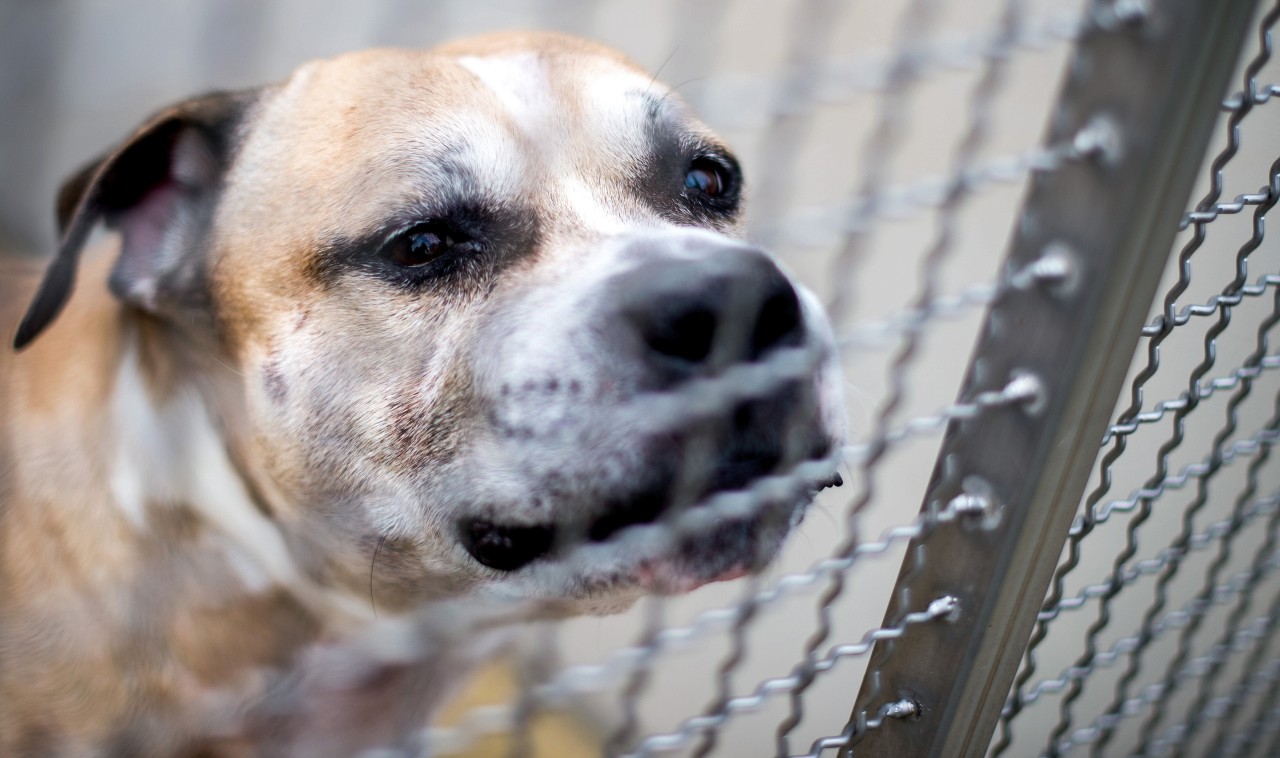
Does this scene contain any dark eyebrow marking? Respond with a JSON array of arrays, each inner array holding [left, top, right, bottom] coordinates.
[[306, 193, 541, 293], [305, 200, 482, 288], [302, 142, 490, 288], [631, 109, 744, 228]]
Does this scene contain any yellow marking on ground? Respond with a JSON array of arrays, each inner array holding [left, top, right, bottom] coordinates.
[[437, 661, 604, 757]]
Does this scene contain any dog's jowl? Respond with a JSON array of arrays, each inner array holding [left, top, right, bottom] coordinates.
[[0, 32, 844, 755]]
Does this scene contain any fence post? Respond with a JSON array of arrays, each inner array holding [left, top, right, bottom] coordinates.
[[844, 2, 1261, 756]]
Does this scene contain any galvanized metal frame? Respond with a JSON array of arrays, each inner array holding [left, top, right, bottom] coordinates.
[[845, 2, 1262, 756]]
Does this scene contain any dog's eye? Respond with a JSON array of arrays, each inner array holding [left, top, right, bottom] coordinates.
[[387, 224, 468, 268], [684, 157, 729, 198]]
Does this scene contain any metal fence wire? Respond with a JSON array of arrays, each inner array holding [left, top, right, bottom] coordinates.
[[7, 0, 1280, 756], [415, 1, 1280, 755], [987, 3, 1280, 758]]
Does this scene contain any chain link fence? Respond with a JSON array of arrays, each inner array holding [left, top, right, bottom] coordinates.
[[987, 4, 1280, 757], [7, 0, 1280, 756]]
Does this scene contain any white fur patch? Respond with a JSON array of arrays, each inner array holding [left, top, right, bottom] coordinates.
[[455, 53, 655, 235], [581, 70, 659, 157], [109, 343, 185, 528], [109, 339, 302, 593], [217, 535, 275, 594], [456, 54, 551, 142], [181, 392, 302, 590], [560, 176, 629, 235]]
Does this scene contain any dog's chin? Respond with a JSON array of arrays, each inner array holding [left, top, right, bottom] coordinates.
[[467, 484, 829, 617], [540, 506, 805, 617], [455, 422, 842, 613], [626, 504, 800, 595]]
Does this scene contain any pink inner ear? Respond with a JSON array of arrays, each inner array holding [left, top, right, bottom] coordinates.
[[113, 179, 181, 308], [118, 179, 179, 257]]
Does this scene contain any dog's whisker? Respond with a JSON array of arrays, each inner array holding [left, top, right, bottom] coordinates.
[[668, 76, 710, 95], [370, 534, 387, 618], [645, 44, 681, 95], [208, 352, 247, 378]]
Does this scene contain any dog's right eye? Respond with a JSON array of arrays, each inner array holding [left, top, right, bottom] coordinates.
[[386, 223, 469, 268], [679, 152, 741, 216]]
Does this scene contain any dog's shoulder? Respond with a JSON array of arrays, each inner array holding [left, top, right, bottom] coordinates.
[[0, 241, 328, 754]]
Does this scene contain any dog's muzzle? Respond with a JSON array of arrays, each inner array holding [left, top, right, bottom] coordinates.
[[459, 235, 840, 578]]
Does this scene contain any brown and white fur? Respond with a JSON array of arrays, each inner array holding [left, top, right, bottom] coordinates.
[[0, 32, 844, 756]]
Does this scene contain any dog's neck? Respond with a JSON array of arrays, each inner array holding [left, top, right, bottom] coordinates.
[[6, 259, 297, 598], [108, 320, 305, 592], [1, 261, 492, 753], [0, 251, 331, 752]]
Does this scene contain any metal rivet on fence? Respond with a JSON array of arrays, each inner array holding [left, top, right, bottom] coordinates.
[[1071, 114, 1124, 167], [1010, 243, 1082, 297], [883, 698, 922, 720], [1095, 0, 1150, 31]]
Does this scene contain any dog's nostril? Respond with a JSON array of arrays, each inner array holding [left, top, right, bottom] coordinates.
[[460, 518, 555, 572], [644, 305, 717, 365], [750, 285, 804, 359], [614, 244, 807, 382]]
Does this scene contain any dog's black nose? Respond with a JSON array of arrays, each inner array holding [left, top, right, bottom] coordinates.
[[613, 241, 804, 384]]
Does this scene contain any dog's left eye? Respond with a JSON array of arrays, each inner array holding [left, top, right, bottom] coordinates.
[[387, 223, 470, 268]]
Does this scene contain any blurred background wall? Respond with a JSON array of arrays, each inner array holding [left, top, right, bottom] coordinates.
[[11, 1, 1209, 755]]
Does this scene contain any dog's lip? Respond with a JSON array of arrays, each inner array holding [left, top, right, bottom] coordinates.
[[458, 457, 843, 583], [599, 463, 843, 592], [611, 504, 796, 594], [630, 554, 752, 594], [460, 453, 840, 571]]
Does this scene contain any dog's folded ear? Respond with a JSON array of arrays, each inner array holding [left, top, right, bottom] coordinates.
[[13, 89, 258, 350]]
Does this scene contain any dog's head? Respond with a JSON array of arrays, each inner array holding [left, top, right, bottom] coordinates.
[[17, 32, 845, 616]]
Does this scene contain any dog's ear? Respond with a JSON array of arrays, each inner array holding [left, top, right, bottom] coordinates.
[[13, 90, 257, 350]]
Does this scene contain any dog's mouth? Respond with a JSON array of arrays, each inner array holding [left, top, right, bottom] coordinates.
[[457, 441, 842, 588]]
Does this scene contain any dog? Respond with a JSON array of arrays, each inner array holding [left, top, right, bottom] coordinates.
[[0, 31, 844, 755]]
